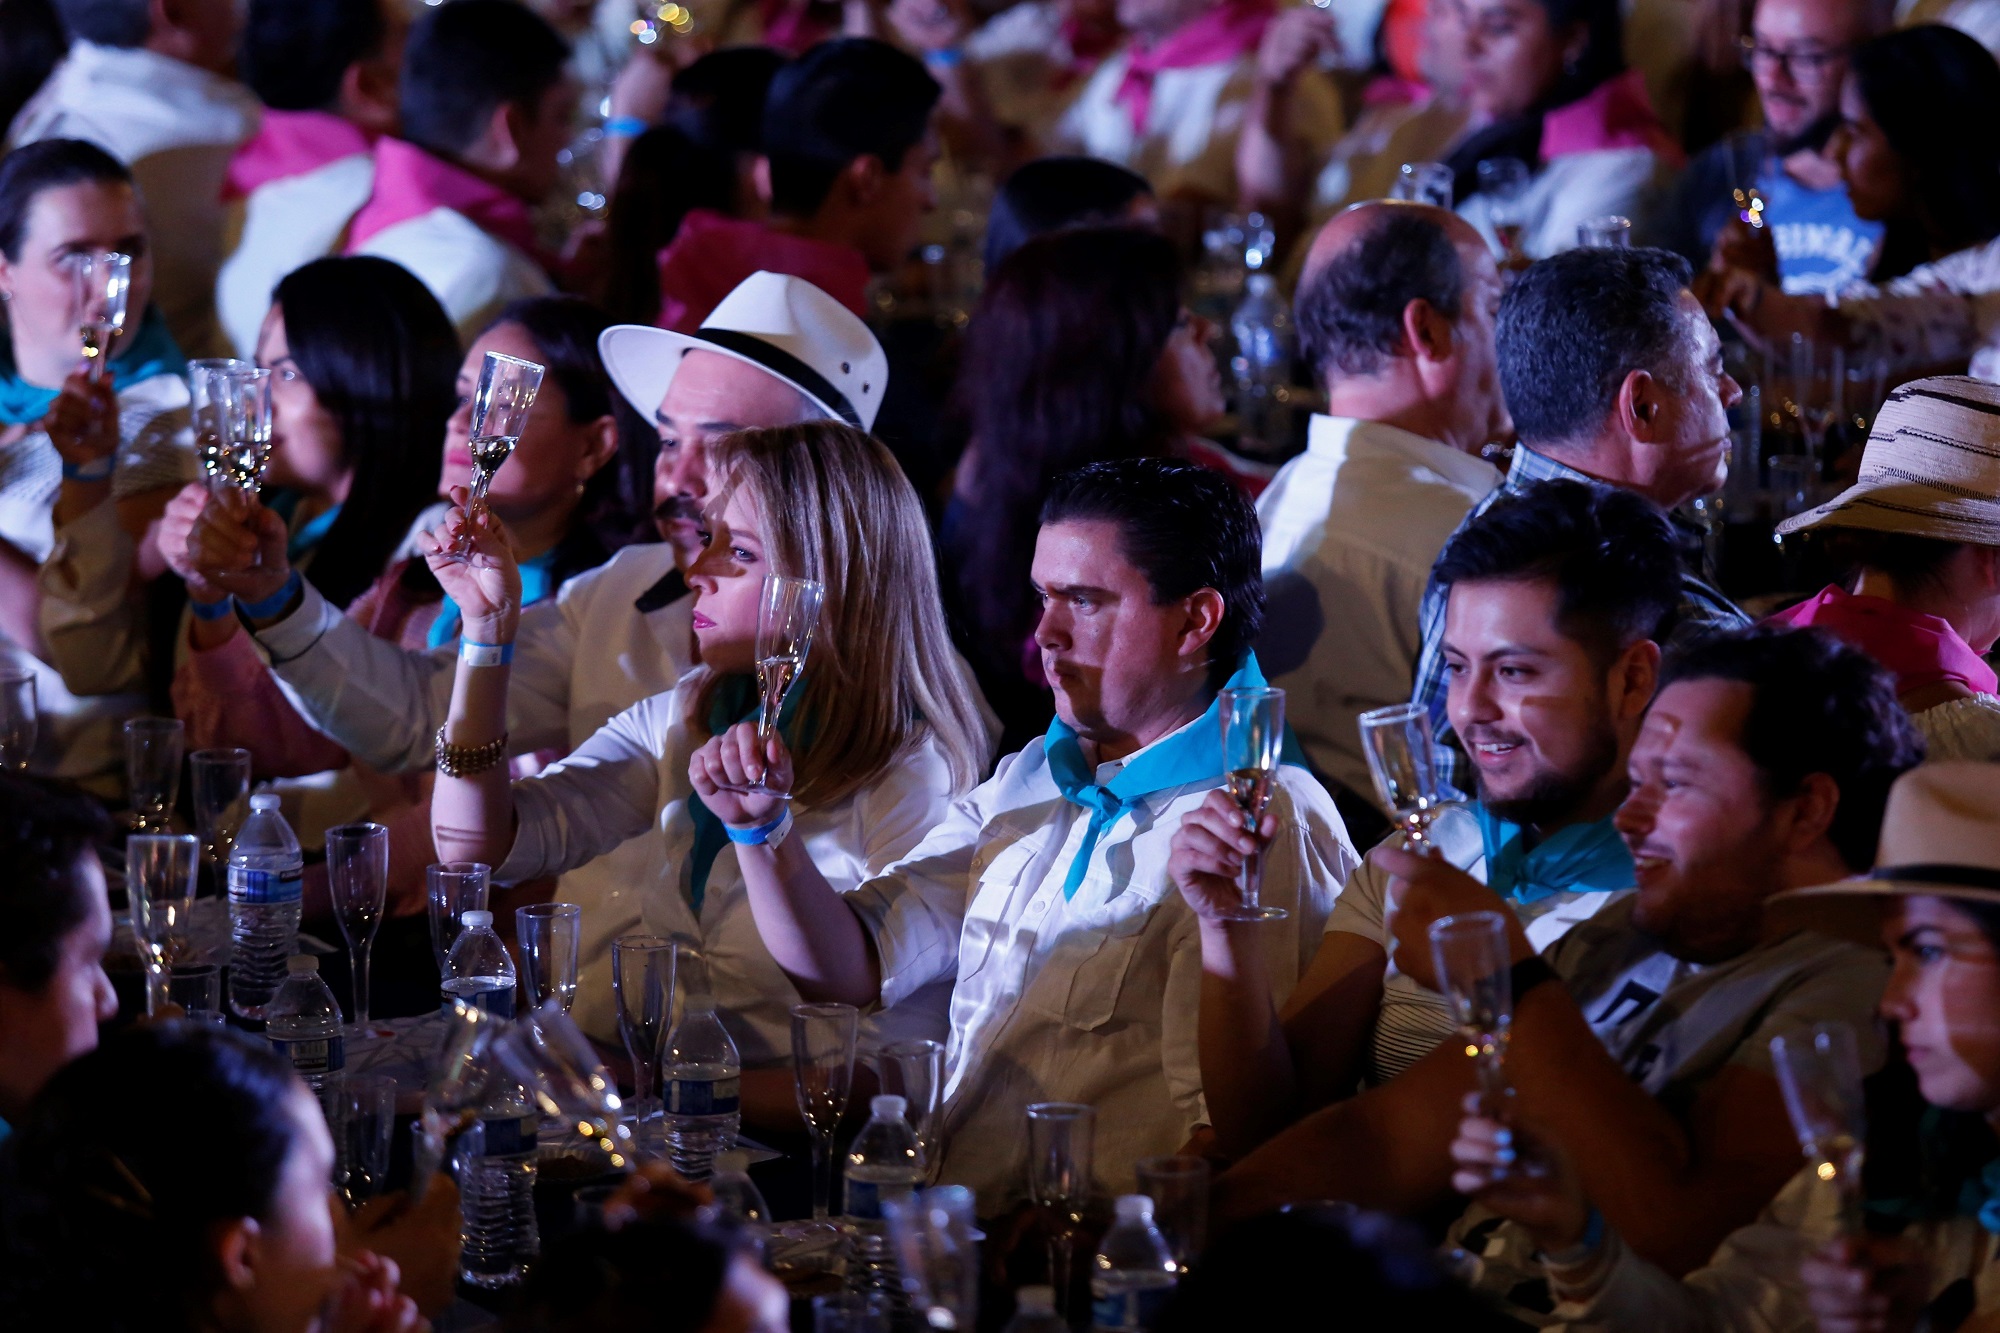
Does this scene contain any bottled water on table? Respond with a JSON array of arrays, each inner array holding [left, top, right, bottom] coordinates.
[[1004, 1286, 1069, 1333], [661, 953, 740, 1180], [1090, 1195, 1179, 1332], [227, 793, 302, 1020], [1229, 273, 1295, 458], [845, 1093, 927, 1300], [440, 909, 517, 1019], [459, 1077, 540, 1288], [266, 954, 344, 1125]]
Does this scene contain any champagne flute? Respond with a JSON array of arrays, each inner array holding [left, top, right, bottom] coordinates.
[[1216, 685, 1288, 922], [128, 833, 198, 1016], [1430, 912, 1523, 1171], [188, 359, 254, 491], [0, 669, 35, 771], [189, 747, 251, 872], [1358, 703, 1446, 849], [327, 822, 392, 1038], [612, 933, 681, 1134], [124, 716, 184, 833], [72, 250, 131, 380], [881, 1186, 980, 1333], [877, 1038, 944, 1180], [1026, 1102, 1095, 1317], [1577, 215, 1633, 248], [1475, 158, 1531, 261], [791, 1001, 859, 1223], [1770, 1022, 1867, 1233], [718, 574, 826, 797], [516, 902, 582, 1014], [426, 862, 490, 975], [1393, 161, 1454, 208], [449, 351, 545, 559], [492, 1000, 638, 1168]]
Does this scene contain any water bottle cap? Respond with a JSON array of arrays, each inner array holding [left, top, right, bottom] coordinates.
[[870, 1094, 906, 1120], [715, 1150, 751, 1174], [1246, 273, 1277, 293], [1015, 1286, 1056, 1314], [286, 954, 318, 974], [250, 793, 281, 812], [1114, 1194, 1154, 1223], [461, 909, 493, 928]]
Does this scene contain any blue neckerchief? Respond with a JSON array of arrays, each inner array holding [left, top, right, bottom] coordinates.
[[685, 674, 805, 915], [287, 502, 343, 563], [427, 547, 558, 649], [1043, 653, 1305, 901], [1472, 805, 1633, 905], [1957, 1155, 2000, 1234], [0, 306, 188, 424]]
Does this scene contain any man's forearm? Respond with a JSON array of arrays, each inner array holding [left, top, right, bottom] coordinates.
[[260, 583, 454, 771], [736, 837, 883, 1007]]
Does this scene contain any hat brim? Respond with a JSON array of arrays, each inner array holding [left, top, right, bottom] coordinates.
[[1765, 877, 2000, 945], [1774, 477, 2000, 542], [597, 324, 848, 430]]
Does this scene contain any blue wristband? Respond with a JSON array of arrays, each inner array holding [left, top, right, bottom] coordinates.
[[189, 596, 235, 621], [460, 640, 514, 667], [234, 569, 302, 621], [724, 808, 791, 846], [603, 115, 648, 138], [926, 46, 965, 67], [61, 455, 113, 482]]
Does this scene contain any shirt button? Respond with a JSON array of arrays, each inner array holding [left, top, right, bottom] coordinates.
[[1026, 900, 1045, 916]]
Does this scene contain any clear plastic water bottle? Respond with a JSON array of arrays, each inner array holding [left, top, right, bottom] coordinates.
[[459, 1077, 540, 1288], [265, 953, 345, 1125], [440, 909, 517, 1019], [1005, 1286, 1070, 1333], [1090, 1195, 1179, 1332], [660, 947, 739, 1181], [1229, 273, 1295, 458], [845, 1094, 927, 1300], [227, 793, 303, 1020]]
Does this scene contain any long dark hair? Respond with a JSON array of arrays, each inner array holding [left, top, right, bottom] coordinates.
[[1852, 25, 2000, 279], [943, 225, 1181, 693], [274, 256, 459, 610], [0, 1024, 306, 1332]]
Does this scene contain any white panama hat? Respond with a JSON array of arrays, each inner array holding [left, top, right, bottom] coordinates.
[[597, 271, 889, 432]]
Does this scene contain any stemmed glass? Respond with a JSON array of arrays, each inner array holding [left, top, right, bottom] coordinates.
[[427, 862, 490, 975], [716, 574, 826, 797], [1770, 1022, 1867, 1233], [1216, 685, 1288, 922], [1135, 1156, 1210, 1273], [1475, 158, 1531, 261], [189, 748, 251, 873], [1430, 912, 1524, 1173], [129, 833, 198, 1015], [124, 717, 184, 832], [877, 1038, 944, 1180], [1026, 1101, 1096, 1318], [327, 822, 392, 1038], [72, 250, 131, 380], [1788, 332, 1846, 471], [517, 902, 582, 1013], [0, 669, 35, 771], [792, 1001, 859, 1222], [612, 933, 681, 1133], [1358, 703, 1446, 849], [340, 1076, 397, 1205], [188, 359, 255, 491], [216, 367, 274, 496], [1393, 161, 1454, 208], [1577, 215, 1633, 248], [882, 1186, 980, 1332], [449, 351, 545, 559]]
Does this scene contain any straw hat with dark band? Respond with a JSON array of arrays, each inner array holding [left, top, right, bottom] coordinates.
[[1765, 762, 2000, 943], [1776, 375, 2000, 544]]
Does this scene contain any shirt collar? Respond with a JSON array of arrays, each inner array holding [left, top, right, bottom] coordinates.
[[1308, 414, 1503, 494], [62, 41, 260, 135], [1505, 445, 1599, 490]]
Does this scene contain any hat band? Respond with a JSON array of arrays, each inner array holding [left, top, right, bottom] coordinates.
[[691, 328, 863, 430], [1868, 862, 2000, 891]]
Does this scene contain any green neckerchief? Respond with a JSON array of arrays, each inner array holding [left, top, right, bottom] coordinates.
[[1472, 806, 1634, 905], [1042, 653, 1305, 900], [685, 674, 805, 915]]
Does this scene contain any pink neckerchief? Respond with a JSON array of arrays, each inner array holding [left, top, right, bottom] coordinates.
[[1059, 12, 1124, 89], [344, 137, 543, 262], [224, 109, 374, 201], [1113, 0, 1273, 136], [760, 0, 837, 54], [1539, 68, 1685, 168], [1769, 584, 2000, 696]]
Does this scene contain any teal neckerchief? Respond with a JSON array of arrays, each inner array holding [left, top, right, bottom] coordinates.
[[0, 306, 188, 424], [1472, 805, 1634, 905], [427, 547, 557, 648], [685, 674, 805, 915], [1043, 653, 1305, 901], [1958, 1154, 2000, 1234], [287, 502, 342, 563]]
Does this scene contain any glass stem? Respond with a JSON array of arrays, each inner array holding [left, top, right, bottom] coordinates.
[[351, 941, 372, 1029], [811, 1132, 832, 1220], [1236, 833, 1263, 911], [145, 960, 168, 1017], [1049, 1231, 1074, 1317]]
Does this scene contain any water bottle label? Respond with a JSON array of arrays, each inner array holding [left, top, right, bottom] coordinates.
[[229, 865, 303, 904], [478, 1113, 539, 1157], [1090, 1287, 1171, 1332], [846, 1178, 883, 1221], [666, 1074, 740, 1116], [270, 1033, 344, 1077]]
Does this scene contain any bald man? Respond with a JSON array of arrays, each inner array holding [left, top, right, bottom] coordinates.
[[1254, 202, 1509, 824], [1660, 0, 1891, 295]]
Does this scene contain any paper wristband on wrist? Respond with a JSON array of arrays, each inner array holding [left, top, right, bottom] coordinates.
[[603, 115, 648, 138], [926, 46, 966, 67], [1538, 1206, 1605, 1268], [61, 455, 113, 482], [234, 570, 302, 620], [725, 808, 792, 846], [189, 596, 235, 621], [460, 640, 514, 667]]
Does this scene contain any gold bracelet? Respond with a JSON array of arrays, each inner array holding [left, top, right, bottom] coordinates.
[[435, 726, 508, 778]]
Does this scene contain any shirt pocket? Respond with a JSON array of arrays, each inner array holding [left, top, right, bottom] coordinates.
[[1022, 897, 1159, 1032], [957, 829, 1061, 983]]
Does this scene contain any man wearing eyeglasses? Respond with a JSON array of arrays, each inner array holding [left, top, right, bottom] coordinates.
[[1658, 0, 1888, 296]]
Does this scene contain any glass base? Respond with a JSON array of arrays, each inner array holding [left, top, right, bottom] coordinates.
[[347, 1019, 397, 1041], [709, 783, 794, 801], [1214, 904, 1289, 922]]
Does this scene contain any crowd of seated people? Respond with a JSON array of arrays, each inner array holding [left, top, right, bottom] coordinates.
[[6, 0, 2000, 1326]]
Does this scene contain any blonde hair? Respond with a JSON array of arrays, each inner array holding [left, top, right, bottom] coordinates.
[[695, 422, 989, 806]]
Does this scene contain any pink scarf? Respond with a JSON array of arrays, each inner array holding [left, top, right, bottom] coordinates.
[[1539, 68, 1684, 168], [1769, 585, 2000, 696], [344, 137, 543, 263], [224, 109, 374, 201], [1114, 0, 1273, 136]]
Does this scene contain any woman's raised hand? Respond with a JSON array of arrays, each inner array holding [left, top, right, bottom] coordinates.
[[43, 369, 118, 476], [688, 720, 795, 828], [176, 485, 291, 606], [417, 485, 521, 645]]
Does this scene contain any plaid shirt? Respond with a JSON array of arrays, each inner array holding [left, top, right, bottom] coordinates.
[[1410, 448, 1751, 788]]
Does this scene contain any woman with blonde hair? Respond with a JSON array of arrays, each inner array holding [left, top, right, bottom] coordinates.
[[426, 420, 990, 1125]]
